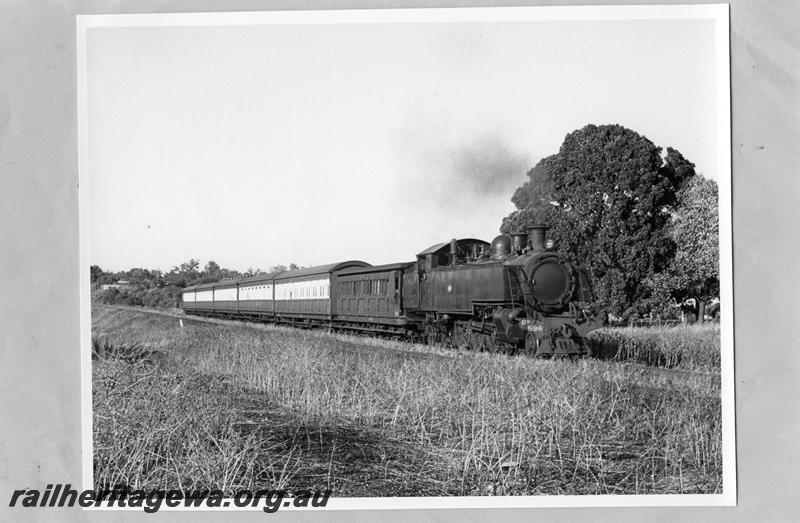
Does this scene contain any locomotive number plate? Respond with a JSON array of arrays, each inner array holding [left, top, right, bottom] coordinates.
[[520, 319, 543, 333]]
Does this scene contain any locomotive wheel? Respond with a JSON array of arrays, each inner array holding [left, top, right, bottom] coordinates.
[[524, 332, 541, 358]]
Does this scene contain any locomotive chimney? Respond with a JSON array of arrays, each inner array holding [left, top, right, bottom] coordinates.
[[510, 232, 528, 255], [527, 225, 548, 253], [450, 238, 458, 265]]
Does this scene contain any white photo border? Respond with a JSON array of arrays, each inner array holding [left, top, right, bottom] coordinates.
[[78, 4, 735, 509]]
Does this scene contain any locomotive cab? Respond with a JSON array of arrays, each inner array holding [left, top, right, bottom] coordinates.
[[404, 238, 493, 312], [416, 238, 491, 274]]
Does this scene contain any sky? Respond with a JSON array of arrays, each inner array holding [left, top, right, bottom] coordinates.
[[85, 8, 722, 272]]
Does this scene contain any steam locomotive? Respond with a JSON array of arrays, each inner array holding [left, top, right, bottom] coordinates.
[[182, 225, 599, 357]]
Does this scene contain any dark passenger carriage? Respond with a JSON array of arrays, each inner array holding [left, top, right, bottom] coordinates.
[[333, 262, 414, 332]]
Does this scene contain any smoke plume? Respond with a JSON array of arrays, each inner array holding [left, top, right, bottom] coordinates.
[[396, 125, 532, 213]]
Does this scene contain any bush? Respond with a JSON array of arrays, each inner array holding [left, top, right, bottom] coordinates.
[[93, 285, 181, 309]]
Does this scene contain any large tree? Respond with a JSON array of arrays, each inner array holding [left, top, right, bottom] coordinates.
[[650, 175, 719, 321], [501, 124, 697, 320]]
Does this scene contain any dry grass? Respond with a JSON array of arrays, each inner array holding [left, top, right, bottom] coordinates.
[[92, 305, 723, 496], [587, 323, 721, 371]]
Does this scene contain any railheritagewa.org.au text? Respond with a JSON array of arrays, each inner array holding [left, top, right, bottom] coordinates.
[[8, 484, 331, 513]]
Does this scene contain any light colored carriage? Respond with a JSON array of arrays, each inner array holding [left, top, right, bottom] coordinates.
[[182, 261, 373, 326]]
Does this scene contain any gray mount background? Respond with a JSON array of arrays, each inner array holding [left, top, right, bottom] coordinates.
[[1, 1, 797, 521]]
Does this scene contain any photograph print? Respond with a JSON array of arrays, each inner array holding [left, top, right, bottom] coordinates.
[[79, 5, 734, 509]]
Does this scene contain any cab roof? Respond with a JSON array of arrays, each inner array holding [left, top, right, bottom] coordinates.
[[416, 238, 490, 257]]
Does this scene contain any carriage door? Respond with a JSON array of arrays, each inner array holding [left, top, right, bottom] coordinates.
[[417, 255, 434, 311], [402, 269, 419, 310]]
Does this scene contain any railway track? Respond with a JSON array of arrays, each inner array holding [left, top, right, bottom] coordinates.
[[94, 304, 720, 381], [93, 304, 460, 361]]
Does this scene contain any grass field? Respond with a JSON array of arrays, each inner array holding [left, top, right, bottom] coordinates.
[[588, 323, 721, 371], [92, 305, 723, 496]]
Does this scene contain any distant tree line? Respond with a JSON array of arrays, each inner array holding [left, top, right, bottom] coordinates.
[[501, 124, 720, 324], [91, 260, 298, 308]]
